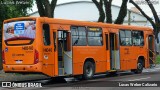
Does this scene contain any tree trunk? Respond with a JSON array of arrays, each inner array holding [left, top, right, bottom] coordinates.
[[51, 0, 58, 18], [36, 0, 45, 17], [104, 0, 112, 23], [92, 0, 105, 22], [114, 0, 128, 24], [35, 0, 57, 18]]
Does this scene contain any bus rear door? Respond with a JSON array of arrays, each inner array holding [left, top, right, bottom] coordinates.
[[109, 32, 120, 70]]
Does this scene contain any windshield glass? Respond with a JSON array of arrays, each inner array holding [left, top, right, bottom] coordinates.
[[3, 20, 36, 45]]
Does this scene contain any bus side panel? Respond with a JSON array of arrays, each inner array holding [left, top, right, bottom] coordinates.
[[72, 46, 107, 75], [126, 47, 137, 69], [72, 47, 84, 75], [119, 46, 127, 70], [88, 47, 107, 73]]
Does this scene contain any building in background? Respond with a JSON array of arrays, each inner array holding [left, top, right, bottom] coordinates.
[[29, 1, 149, 26]]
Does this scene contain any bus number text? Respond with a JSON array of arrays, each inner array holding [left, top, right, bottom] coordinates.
[[22, 46, 33, 50], [44, 48, 52, 52]]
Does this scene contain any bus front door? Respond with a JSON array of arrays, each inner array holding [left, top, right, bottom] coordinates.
[[148, 35, 155, 67], [57, 30, 72, 76], [109, 33, 120, 70]]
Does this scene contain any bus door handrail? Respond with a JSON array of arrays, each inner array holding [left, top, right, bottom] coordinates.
[[149, 49, 156, 67], [114, 34, 116, 70], [59, 41, 72, 59]]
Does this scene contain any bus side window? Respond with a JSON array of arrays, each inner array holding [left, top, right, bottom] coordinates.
[[43, 24, 50, 45], [132, 31, 144, 46], [119, 30, 132, 46], [71, 26, 87, 46], [88, 27, 103, 46]]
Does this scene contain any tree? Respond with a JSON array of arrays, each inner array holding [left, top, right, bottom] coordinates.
[[92, 0, 105, 22], [103, 0, 112, 23], [0, 0, 33, 70], [129, 0, 160, 42], [35, 0, 57, 18], [92, 0, 128, 24], [0, 0, 33, 30], [114, 0, 128, 24]]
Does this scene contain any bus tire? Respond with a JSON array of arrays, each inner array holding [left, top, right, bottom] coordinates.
[[83, 61, 95, 80], [133, 60, 143, 74]]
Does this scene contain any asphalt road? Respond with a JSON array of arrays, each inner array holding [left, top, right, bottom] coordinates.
[[1, 70, 160, 90]]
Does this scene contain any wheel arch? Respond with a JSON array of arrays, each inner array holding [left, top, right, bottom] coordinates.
[[83, 58, 96, 71], [137, 56, 145, 67]]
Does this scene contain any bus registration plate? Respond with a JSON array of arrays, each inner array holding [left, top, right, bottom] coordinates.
[[15, 60, 22, 64]]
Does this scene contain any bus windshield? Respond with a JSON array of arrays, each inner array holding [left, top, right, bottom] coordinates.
[[3, 20, 36, 45]]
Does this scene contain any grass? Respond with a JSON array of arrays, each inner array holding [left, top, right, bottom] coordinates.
[[156, 55, 160, 64]]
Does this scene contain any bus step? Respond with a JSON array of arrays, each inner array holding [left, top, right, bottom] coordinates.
[[108, 70, 117, 72], [58, 68, 64, 76]]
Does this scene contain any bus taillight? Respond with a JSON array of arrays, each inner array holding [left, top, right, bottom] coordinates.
[[2, 50, 5, 64], [34, 50, 39, 64]]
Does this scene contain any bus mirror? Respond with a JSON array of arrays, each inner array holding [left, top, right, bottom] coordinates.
[[67, 32, 71, 51]]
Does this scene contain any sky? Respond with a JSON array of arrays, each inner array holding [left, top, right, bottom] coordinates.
[[31, 0, 160, 17]]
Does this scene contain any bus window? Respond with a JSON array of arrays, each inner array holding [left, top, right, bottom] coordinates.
[[71, 26, 87, 46], [132, 31, 144, 46], [43, 24, 50, 45], [88, 27, 103, 46], [58, 31, 71, 51], [3, 20, 36, 46], [120, 30, 132, 46]]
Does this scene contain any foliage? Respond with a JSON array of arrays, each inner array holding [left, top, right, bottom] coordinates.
[[156, 55, 160, 64], [0, 0, 33, 30]]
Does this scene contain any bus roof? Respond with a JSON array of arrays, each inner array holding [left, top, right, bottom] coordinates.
[[4, 17, 153, 31]]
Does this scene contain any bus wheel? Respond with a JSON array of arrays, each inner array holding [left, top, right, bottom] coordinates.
[[83, 61, 95, 80], [132, 60, 143, 74]]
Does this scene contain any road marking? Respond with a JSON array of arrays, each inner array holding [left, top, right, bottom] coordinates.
[[128, 77, 151, 81]]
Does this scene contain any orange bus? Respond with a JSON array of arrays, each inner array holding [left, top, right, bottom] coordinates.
[[2, 17, 155, 79]]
